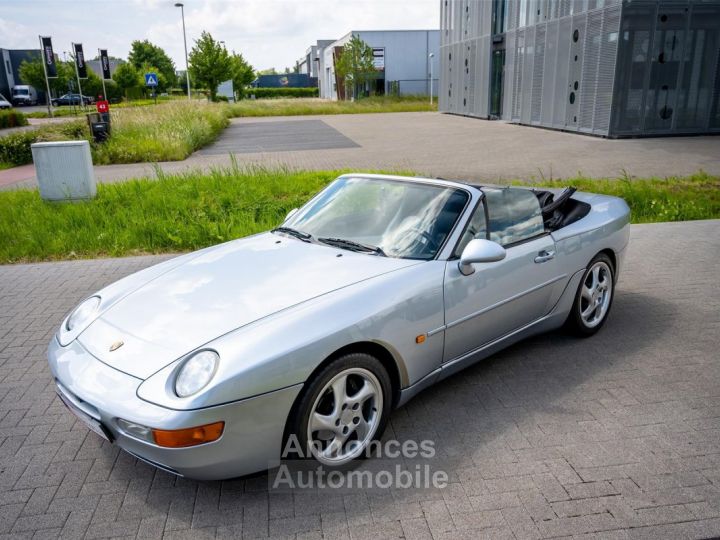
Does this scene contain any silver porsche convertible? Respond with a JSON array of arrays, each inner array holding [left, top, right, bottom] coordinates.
[[48, 174, 630, 480]]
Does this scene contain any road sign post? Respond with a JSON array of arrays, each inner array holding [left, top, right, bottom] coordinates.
[[145, 73, 158, 104]]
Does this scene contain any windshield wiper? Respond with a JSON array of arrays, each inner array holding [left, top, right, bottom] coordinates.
[[318, 237, 387, 257], [271, 226, 313, 242]]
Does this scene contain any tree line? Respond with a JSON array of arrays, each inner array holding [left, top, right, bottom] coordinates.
[[18, 32, 254, 102]]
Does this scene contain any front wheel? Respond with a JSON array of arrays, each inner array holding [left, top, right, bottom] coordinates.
[[291, 353, 392, 467], [566, 253, 614, 336]]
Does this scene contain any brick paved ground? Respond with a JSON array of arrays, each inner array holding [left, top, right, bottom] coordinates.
[[1, 220, 719, 539], [3, 113, 720, 190]]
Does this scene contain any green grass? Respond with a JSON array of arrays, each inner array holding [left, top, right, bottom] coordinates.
[[522, 172, 720, 223], [0, 161, 12, 170], [229, 96, 437, 117], [0, 169, 717, 264]]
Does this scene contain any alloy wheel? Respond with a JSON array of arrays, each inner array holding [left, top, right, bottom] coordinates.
[[307, 367, 383, 466], [580, 261, 612, 328]]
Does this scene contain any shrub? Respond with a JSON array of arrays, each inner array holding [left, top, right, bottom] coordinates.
[[249, 87, 319, 99], [0, 121, 88, 166], [0, 110, 29, 129], [0, 131, 36, 165]]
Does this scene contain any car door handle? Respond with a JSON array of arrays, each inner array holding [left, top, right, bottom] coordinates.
[[534, 250, 555, 263]]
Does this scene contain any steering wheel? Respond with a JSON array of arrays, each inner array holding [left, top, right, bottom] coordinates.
[[407, 227, 440, 253]]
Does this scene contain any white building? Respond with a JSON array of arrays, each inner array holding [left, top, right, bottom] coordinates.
[[319, 30, 440, 100]]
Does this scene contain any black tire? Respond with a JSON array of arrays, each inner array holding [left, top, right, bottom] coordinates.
[[566, 252, 615, 337], [288, 353, 392, 467]]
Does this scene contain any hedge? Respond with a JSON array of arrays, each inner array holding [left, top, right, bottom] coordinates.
[[249, 87, 319, 99], [0, 110, 29, 130], [0, 121, 87, 166]]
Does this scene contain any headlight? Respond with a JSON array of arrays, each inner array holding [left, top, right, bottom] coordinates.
[[174, 350, 219, 397], [66, 296, 101, 332]]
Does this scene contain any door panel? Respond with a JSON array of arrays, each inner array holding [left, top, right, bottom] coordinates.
[[443, 235, 563, 361]]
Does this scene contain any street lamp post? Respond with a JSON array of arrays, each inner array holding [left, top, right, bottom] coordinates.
[[428, 53, 435, 105], [175, 2, 191, 100]]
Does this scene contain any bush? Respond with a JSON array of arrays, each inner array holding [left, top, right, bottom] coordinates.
[[0, 110, 29, 129], [249, 87, 319, 99], [0, 121, 87, 166]]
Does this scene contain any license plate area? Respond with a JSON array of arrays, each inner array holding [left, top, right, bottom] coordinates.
[[56, 390, 113, 443]]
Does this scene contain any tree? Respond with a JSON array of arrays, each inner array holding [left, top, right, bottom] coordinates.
[[112, 62, 140, 100], [229, 52, 254, 99], [188, 31, 232, 101], [334, 35, 376, 100], [257, 67, 278, 76], [128, 40, 176, 90], [18, 57, 75, 97]]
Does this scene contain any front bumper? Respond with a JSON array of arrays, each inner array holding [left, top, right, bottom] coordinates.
[[48, 337, 302, 480]]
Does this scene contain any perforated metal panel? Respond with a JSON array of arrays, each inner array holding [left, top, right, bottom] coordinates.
[[512, 29, 525, 121], [521, 26, 536, 123], [553, 16, 572, 128], [579, 9, 602, 132], [504, 30, 517, 118], [542, 19, 560, 125], [593, 4, 620, 134], [566, 13, 586, 128], [475, 36, 490, 117], [531, 23, 547, 123]]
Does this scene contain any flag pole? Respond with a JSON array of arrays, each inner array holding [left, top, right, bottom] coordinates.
[[72, 43, 85, 112], [39, 36, 53, 118]]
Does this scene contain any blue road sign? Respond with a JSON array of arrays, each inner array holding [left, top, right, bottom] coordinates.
[[145, 72, 158, 87]]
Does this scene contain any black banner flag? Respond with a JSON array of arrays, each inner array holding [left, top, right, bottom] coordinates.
[[74, 43, 87, 79], [99, 49, 111, 79], [40, 36, 57, 78]]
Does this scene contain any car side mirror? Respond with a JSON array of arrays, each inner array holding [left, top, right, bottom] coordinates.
[[458, 239, 506, 276], [285, 208, 299, 221]]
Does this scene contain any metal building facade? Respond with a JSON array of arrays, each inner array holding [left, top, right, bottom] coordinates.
[[439, 0, 720, 137]]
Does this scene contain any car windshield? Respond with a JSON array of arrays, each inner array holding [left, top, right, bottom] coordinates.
[[284, 176, 469, 260], [13, 89, 29, 96]]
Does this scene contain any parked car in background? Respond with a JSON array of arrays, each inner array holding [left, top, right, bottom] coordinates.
[[11, 85, 38, 106], [51, 93, 95, 106], [0, 93, 11, 109]]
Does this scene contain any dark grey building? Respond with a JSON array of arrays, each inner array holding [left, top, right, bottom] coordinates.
[[440, 0, 720, 137]]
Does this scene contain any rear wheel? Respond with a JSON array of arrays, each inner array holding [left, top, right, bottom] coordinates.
[[291, 353, 392, 467], [567, 253, 614, 336]]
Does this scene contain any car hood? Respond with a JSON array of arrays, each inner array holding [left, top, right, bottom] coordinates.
[[78, 233, 419, 379]]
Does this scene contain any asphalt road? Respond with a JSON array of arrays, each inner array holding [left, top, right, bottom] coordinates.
[[0, 220, 719, 539]]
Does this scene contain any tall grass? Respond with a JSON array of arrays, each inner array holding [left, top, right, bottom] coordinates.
[[229, 96, 437, 117], [0, 169, 717, 264], [0, 167, 338, 263], [93, 101, 229, 164]]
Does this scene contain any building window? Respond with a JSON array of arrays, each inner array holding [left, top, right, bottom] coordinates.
[[492, 0, 506, 35]]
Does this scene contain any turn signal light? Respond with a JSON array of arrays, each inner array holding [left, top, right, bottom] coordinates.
[[152, 421, 225, 448]]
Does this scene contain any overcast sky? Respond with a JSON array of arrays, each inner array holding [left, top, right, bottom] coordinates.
[[0, 0, 439, 71]]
